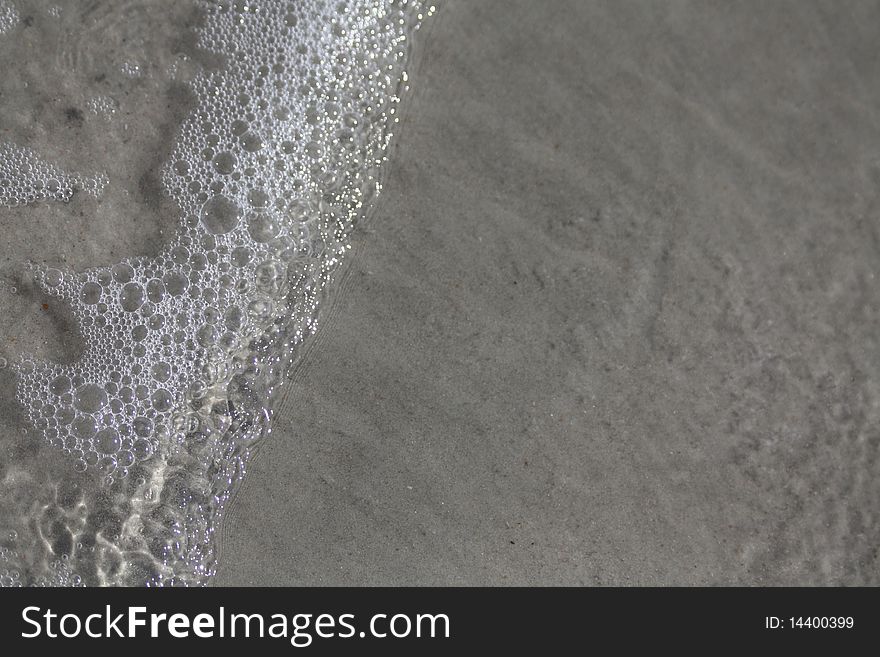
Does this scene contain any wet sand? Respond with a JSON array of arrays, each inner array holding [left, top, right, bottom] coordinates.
[[0, 0, 878, 587], [216, 0, 880, 585]]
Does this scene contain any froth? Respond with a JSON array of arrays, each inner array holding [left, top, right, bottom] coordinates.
[[0, 142, 108, 207], [0, 0, 17, 36], [6, 0, 434, 586]]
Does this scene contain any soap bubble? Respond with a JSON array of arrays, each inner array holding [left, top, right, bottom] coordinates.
[[94, 428, 121, 454], [201, 195, 242, 234], [119, 282, 145, 312], [80, 282, 102, 305], [213, 152, 237, 175], [151, 389, 173, 412], [247, 211, 280, 242], [50, 375, 71, 395], [74, 384, 108, 413]]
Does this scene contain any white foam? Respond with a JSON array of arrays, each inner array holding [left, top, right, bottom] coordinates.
[[0, 142, 108, 207], [9, 0, 434, 586], [85, 95, 119, 120], [0, 0, 18, 36]]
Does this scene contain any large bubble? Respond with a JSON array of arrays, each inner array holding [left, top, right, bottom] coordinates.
[[201, 195, 242, 235]]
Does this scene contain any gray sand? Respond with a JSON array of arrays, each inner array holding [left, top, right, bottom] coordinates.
[[0, 0, 878, 586], [216, 0, 880, 585]]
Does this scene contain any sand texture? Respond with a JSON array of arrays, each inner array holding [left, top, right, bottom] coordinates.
[[216, 0, 880, 585], [0, 0, 878, 586]]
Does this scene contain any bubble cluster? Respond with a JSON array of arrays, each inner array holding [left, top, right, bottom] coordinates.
[[86, 95, 119, 119], [0, 0, 18, 36], [120, 61, 143, 78], [0, 547, 22, 587], [11, 0, 434, 585], [0, 142, 108, 208]]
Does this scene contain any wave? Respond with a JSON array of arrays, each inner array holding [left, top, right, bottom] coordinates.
[[0, 0, 435, 586]]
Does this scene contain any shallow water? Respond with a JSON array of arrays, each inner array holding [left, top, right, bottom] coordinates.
[[0, 0, 434, 586]]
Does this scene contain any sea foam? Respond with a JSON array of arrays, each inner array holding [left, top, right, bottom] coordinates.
[[1, 0, 434, 586]]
